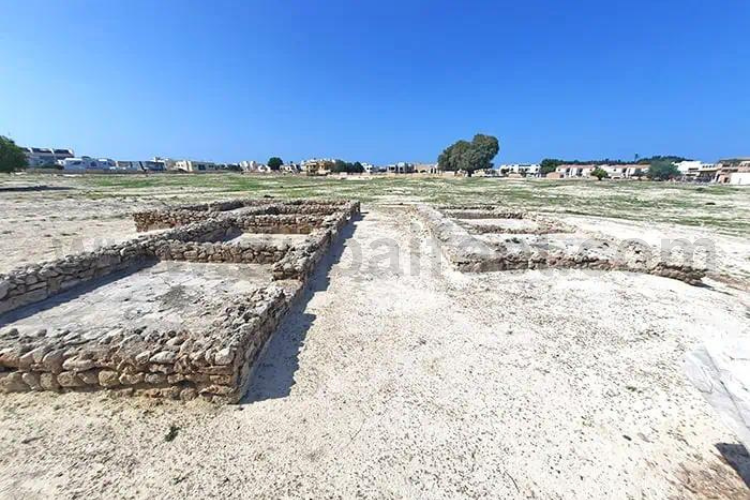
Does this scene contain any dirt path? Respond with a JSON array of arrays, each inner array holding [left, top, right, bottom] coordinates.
[[0, 206, 748, 499]]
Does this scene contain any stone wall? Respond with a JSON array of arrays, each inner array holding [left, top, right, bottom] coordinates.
[[418, 204, 706, 285], [154, 239, 290, 265], [0, 240, 153, 315], [272, 202, 360, 280], [0, 287, 290, 402], [0, 198, 361, 402], [134, 199, 351, 232]]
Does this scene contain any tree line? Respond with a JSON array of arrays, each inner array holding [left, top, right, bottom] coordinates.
[[540, 156, 690, 176]]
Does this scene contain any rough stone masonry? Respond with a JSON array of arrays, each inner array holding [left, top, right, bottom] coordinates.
[[0, 199, 360, 402]]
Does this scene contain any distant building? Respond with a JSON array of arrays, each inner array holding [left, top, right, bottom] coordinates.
[[239, 160, 261, 172], [57, 158, 88, 171], [729, 172, 750, 185], [499, 163, 540, 177], [553, 164, 596, 178], [115, 160, 166, 172], [173, 160, 220, 173], [152, 157, 177, 170], [303, 159, 333, 176], [362, 163, 381, 174], [97, 159, 116, 170], [239, 160, 273, 173], [58, 156, 113, 171], [280, 163, 300, 174], [716, 158, 750, 184], [414, 163, 438, 174], [552, 163, 646, 179], [386, 162, 414, 174], [23, 147, 75, 167]]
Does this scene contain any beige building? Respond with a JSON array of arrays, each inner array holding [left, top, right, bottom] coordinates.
[[414, 163, 438, 174], [174, 160, 220, 173], [716, 158, 750, 184]]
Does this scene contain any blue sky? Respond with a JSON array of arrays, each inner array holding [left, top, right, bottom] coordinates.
[[1, 0, 748, 164]]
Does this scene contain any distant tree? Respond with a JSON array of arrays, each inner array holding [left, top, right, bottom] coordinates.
[[351, 161, 364, 174], [0, 136, 28, 173], [267, 157, 283, 171], [332, 159, 348, 173], [540, 158, 564, 176], [647, 160, 681, 181], [591, 167, 609, 181], [437, 134, 499, 176], [637, 155, 690, 165], [538, 155, 691, 169]]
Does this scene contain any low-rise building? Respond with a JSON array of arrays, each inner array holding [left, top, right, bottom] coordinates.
[[729, 172, 750, 185], [280, 163, 300, 174], [553, 164, 596, 178], [414, 163, 438, 174], [499, 163, 540, 177], [23, 147, 75, 167], [361, 163, 381, 174], [173, 160, 220, 173], [386, 162, 414, 174], [553, 163, 646, 179], [303, 159, 333, 176], [115, 160, 167, 172], [716, 158, 750, 184], [58, 156, 111, 171]]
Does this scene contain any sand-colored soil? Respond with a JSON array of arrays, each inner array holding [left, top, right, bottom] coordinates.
[[1, 205, 749, 499]]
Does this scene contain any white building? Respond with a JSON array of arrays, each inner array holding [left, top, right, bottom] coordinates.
[[115, 160, 166, 172], [239, 160, 272, 173], [362, 163, 381, 174], [23, 147, 75, 167], [675, 160, 720, 180], [386, 162, 414, 174], [500, 163, 540, 176], [57, 157, 116, 170], [553, 163, 646, 179], [97, 159, 116, 170], [730, 172, 750, 185]]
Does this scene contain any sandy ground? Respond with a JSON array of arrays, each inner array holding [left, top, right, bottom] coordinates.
[[1, 206, 749, 499], [565, 215, 750, 288], [0, 182, 238, 274]]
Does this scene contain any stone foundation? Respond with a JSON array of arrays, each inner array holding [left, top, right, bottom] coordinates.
[[418, 205, 706, 285], [0, 199, 360, 402]]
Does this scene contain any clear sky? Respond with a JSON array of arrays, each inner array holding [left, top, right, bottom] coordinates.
[[1, 0, 748, 165]]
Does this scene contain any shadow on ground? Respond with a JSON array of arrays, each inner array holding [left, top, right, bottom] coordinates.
[[241, 213, 363, 404], [0, 186, 74, 193], [717, 443, 750, 489]]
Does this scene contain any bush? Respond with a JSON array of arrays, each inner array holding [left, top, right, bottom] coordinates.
[[647, 161, 680, 181], [0, 136, 28, 173]]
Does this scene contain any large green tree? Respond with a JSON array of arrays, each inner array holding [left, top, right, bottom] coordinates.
[[0, 136, 28, 173], [438, 134, 499, 176], [647, 160, 680, 180], [267, 157, 283, 171]]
